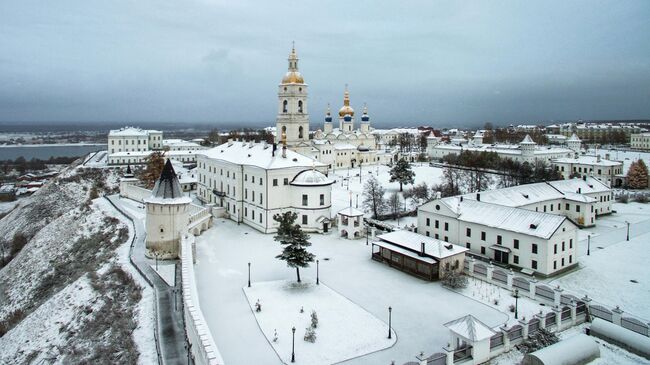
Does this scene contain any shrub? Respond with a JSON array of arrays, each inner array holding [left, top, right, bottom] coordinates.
[[618, 194, 629, 203], [304, 326, 316, 343], [310, 310, 318, 329], [517, 329, 558, 354], [509, 304, 516, 313], [635, 194, 648, 203], [441, 269, 468, 289]]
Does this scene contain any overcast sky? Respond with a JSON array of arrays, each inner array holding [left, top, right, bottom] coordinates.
[[1, 1, 649, 128]]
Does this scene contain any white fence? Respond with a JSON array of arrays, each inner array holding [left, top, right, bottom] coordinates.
[[180, 236, 224, 365], [120, 184, 151, 203]]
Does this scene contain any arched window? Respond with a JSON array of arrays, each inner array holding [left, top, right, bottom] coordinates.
[[282, 100, 288, 113], [298, 100, 303, 113], [298, 126, 304, 139]]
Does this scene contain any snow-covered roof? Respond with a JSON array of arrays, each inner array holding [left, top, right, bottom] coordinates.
[[548, 177, 611, 194], [109, 127, 160, 137], [290, 169, 333, 186], [444, 315, 496, 342], [520, 134, 536, 144], [376, 230, 468, 259], [525, 334, 599, 365], [421, 199, 570, 239], [334, 143, 357, 150], [552, 155, 622, 167], [338, 206, 365, 216], [372, 240, 436, 264], [567, 133, 581, 142], [199, 141, 325, 170]]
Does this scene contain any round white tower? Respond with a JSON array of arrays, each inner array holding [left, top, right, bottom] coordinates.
[[567, 133, 582, 153], [519, 134, 537, 162], [144, 160, 191, 259], [276, 44, 310, 148]]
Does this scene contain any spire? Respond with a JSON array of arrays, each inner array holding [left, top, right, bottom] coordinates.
[[338, 84, 355, 117], [361, 103, 370, 122], [325, 103, 332, 123], [288, 42, 298, 71], [150, 159, 183, 199], [343, 84, 350, 106]]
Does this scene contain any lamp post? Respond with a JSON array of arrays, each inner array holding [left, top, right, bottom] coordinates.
[[388, 306, 393, 339], [154, 252, 160, 271], [626, 221, 630, 241], [316, 259, 320, 285], [513, 289, 519, 319], [248, 262, 251, 288], [291, 326, 296, 363], [587, 235, 591, 256], [366, 223, 369, 246]]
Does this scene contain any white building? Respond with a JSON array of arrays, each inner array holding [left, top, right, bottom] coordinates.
[[196, 140, 334, 233], [631, 133, 650, 150], [337, 206, 365, 239], [427, 134, 575, 164], [108, 126, 162, 154], [418, 197, 578, 277], [144, 160, 192, 259], [552, 155, 623, 187]]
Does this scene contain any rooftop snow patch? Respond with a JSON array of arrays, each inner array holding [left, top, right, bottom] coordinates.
[[444, 314, 496, 342]]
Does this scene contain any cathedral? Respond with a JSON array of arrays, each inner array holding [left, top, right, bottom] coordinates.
[[275, 46, 391, 169]]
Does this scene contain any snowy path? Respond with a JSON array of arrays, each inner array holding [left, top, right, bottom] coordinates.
[[194, 219, 508, 365]]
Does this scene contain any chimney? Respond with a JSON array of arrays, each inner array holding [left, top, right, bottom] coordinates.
[[605, 153, 610, 160], [578, 187, 582, 194], [460, 196, 463, 202], [476, 193, 481, 201], [282, 144, 287, 158], [272, 143, 277, 157], [420, 242, 425, 256]]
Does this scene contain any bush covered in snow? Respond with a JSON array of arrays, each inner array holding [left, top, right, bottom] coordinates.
[[517, 329, 559, 354], [441, 269, 468, 289]]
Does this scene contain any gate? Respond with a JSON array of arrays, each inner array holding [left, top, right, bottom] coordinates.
[[621, 317, 650, 337], [474, 262, 487, 277], [490, 333, 504, 349], [535, 284, 555, 302], [492, 269, 507, 284], [512, 276, 530, 292], [590, 305, 613, 322], [426, 353, 447, 365], [545, 312, 556, 327]]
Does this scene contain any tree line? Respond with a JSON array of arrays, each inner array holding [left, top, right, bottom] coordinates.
[[1, 156, 79, 175]]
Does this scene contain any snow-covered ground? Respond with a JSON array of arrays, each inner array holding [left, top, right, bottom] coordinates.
[[0, 200, 19, 214], [151, 263, 176, 287], [243, 280, 395, 365], [453, 276, 553, 327], [548, 203, 650, 320], [330, 163, 444, 215], [193, 219, 508, 364]]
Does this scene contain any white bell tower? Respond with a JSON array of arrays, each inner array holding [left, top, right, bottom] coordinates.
[[276, 43, 310, 149]]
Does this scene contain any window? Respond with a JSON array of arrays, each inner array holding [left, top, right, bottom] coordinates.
[[245, 174, 248, 181], [481, 246, 486, 255], [426, 218, 430, 226], [513, 255, 519, 264], [245, 189, 248, 199], [561, 258, 565, 266], [553, 261, 557, 270], [259, 178, 263, 186], [259, 213, 262, 223], [497, 235, 502, 245], [302, 215, 308, 225], [320, 194, 325, 206], [532, 244, 538, 254], [565, 203, 569, 210], [283, 100, 288, 113], [466, 228, 471, 237], [435, 220, 439, 229], [426, 231, 430, 237], [569, 239, 573, 249], [444, 222, 449, 231], [444, 236, 448, 242], [532, 260, 538, 270], [283, 178, 289, 185], [302, 194, 308, 206], [466, 242, 471, 249], [562, 241, 565, 251], [259, 193, 263, 204], [554, 244, 557, 254], [481, 231, 486, 241], [251, 176, 255, 183], [513, 239, 519, 249], [435, 234, 439, 239], [569, 255, 573, 263], [273, 179, 278, 186], [576, 205, 580, 212]]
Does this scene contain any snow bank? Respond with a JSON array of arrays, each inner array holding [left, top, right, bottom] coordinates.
[[522, 334, 599, 365], [590, 318, 650, 359]]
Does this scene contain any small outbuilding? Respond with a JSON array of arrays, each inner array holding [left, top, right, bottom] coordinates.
[[522, 334, 599, 365], [371, 230, 468, 281], [337, 206, 364, 239], [444, 314, 496, 364]]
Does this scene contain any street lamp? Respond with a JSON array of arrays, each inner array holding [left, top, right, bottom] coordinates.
[[626, 221, 630, 241], [316, 259, 320, 285], [366, 223, 369, 246], [587, 234, 591, 256], [388, 306, 393, 339], [513, 289, 519, 319], [248, 262, 251, 288], [291, 326, 296, 363]]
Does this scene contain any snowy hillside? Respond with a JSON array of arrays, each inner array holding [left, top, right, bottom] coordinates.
[[0, 163, 155, 364]]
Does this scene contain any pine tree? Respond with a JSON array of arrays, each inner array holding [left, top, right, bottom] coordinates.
[[628, 160, 649, 189], [362, 176, 387, 218], [273, 212, 315, 283], [389, 158, 415, 191]]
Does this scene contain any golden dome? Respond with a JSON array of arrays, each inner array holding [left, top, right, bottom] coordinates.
[[282, 71, 304, 84], [338, 86, 354, 117]]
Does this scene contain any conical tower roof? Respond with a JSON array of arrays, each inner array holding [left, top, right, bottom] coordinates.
[[520, 134, 536, 144], [151, 159, 184, 199], [568, 133, 581, 142]]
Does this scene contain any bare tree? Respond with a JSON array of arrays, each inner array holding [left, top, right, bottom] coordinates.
[[388, 191, 401, 220], [362, 176, 387, 218]]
